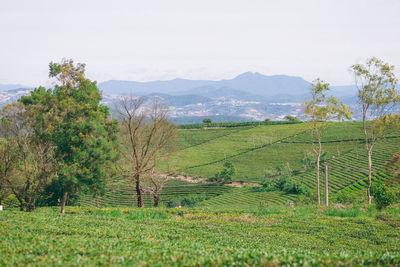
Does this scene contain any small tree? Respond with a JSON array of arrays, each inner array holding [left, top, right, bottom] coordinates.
[[116, 97, 177, 208], [351, 57, 400, 204], [304, 79, 352, 205], [215, 161, 236, 182], [203, 118, 212, 123]]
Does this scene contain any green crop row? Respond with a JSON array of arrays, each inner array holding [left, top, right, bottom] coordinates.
[[1, 207, 399, 266]]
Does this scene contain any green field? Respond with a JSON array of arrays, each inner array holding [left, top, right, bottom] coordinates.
[[72, 121, 400, 209], [1, 206, 399, 266], [2, 121, 400, 266]]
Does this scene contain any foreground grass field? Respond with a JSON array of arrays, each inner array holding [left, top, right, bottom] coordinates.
[[1, 206, 399, 266]]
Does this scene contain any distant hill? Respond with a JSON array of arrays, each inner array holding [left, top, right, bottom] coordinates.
[[175, 86, 267, 101], [0, 84, 31, 91], [98, 72, 313, 97], [148, 93, 212, 107]]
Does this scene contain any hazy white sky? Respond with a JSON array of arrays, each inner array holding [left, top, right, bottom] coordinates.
[[1, 0, 399, 86]]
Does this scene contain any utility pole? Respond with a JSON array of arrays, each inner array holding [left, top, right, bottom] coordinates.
[[324, 165, 329, 206]]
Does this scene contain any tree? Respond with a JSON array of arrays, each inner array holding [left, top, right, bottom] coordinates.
[[284, 115, 300, 122], [351, 57, 400, 204], [202, 118, 212, 123], [20, 59, 119, 213], [0, 103, 56, 211], [116, 97, 177, 208], [214, 161, 236, 182], [304, 79, 352, 205]]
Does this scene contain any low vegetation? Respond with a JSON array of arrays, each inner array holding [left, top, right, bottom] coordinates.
[[1, 206, 399, 266]]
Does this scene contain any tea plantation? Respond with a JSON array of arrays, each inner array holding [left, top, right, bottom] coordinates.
[[1, 206, 399, 266], [75, 121, 400, 209], [2, 121, 400, 266]]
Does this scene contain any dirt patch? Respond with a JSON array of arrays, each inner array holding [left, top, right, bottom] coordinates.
[[226, 182, 262, 188], [157, 174, 206, 183]]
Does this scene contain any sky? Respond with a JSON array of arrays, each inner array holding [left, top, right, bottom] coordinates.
[[1, 0, 400, 87]]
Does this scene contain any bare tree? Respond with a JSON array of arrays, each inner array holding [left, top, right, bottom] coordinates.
[[351, 57, 400, 204], [116, 97, 177, 208], [0, 103, 57, 211]]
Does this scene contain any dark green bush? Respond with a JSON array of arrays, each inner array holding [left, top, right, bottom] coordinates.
[[371, 182, 394, 210], [334, 191, 357, 204], [214, 161, 236, 182], [256, 176, 308, 195]]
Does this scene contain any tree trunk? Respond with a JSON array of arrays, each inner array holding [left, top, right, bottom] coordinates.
[[324, 165, 328, 207], [316, 154, 320, 205], [135, 174, 144, 208], [61, 191, 68, 214], [153, 194, 160, 207], [367, 150, 372, 204]]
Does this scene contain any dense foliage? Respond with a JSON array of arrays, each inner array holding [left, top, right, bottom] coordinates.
[[19, 59, 119, 212]]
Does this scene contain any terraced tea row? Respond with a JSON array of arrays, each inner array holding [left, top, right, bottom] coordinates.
[[292, 136, 400, 194], [77, 184, 233, 207], [201, 188, 297, 209]]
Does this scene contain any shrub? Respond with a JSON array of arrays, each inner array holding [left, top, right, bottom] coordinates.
[[284, 115, 300, 122], [257, 176, 308, 195], [334, 191, 357, 204], [214, 161, 236, 182], [166, 199, 182, 208], [167, 195, 208, 208], [283, 178, 308, 194], [371, 182, 394, 210], [202, 118, 212, 123]]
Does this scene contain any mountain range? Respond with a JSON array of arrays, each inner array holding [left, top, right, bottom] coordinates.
[[0, 72, 363, 122]]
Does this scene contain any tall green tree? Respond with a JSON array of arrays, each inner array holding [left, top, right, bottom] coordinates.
[[351, 57, 400, 204], [20, 59, 119, 213], [304, 79, 352, 205]]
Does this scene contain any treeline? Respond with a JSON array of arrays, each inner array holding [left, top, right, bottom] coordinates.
[[178, 120, 301, 129]]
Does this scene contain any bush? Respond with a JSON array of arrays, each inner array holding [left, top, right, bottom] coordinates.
[[284, 115, 300, 122], [371, 182, 394, 210], [264, 118, 271, 122], [283, 178, 308, 194], [334, 191, 357, 204], [214, 161, 236, 182], [166, 199, 182, 208], [166, 195, 208, 208], [257, 176, 308, 195], [202, 118, 212, 123]]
